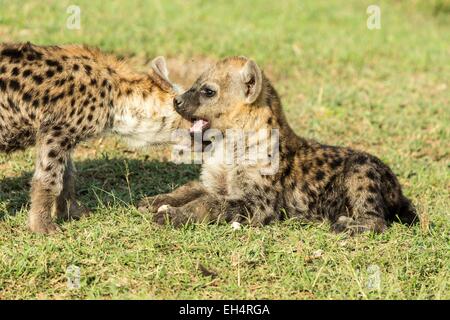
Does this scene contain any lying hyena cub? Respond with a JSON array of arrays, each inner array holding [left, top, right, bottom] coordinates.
[[0, 42, 186, 234], [138, 56, 418, 234]]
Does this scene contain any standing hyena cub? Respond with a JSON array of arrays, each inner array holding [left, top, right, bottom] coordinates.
[[0, 42, 186, 234], [139, 56, 418, 234]]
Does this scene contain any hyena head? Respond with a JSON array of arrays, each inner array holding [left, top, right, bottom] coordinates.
[[173, 56, 276, 133], [114, 56, 189, 148]]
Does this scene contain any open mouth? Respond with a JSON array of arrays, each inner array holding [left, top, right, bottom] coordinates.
[[189, 118, 210, 134]]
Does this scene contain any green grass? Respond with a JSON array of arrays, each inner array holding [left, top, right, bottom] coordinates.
[[0, 0, 449, 299]]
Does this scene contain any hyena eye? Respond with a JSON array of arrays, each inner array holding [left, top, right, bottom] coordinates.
[[201, 87, 216, 98]]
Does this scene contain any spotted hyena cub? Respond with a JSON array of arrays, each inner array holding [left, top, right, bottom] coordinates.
[[139, 56, 418, 234], [0, 42, 186, 234]]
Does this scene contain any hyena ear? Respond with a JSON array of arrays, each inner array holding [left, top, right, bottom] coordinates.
[[240, 59, 263, 104], [150, 56, 173, 92], [151, 56, 170, 81]]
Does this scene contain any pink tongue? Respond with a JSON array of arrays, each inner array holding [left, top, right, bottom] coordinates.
[[190, 119, 208, 133]]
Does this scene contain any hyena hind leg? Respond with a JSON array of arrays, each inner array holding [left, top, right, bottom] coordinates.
[[331, 184, 388, 235], [138, 181, 207, 213], [331, 214, 387, 235], [55, 158, 91, 221]]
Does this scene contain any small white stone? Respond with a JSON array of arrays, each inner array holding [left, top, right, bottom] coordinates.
[[312, 249, 324, 258], [231, 221, 242, 230], [157, 204, 170, 213]]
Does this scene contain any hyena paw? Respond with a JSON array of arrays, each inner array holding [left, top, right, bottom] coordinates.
[[68, 202, 91, 220], [331, 216, 387, 235], [29, 218, 61, 234], [331, 216, 356, 235], [138, 195, 170, 213], [58, 201, 91, 220], [153, 205, 186, 227]]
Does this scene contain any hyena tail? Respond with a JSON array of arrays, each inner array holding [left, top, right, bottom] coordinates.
[[395, 196, 419, 225]]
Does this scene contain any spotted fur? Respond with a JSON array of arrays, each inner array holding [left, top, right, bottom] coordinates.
[[139, 56, 418, 234], [0, 42, 186, 234]]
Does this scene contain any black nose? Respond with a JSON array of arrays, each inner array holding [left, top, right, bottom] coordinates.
[[173, 96, 184, 109]]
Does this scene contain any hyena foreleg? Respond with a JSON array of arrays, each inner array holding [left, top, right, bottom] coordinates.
[[55, 158, 90, 220], [153, 194, 245, 227], [28, 134, 69, 234], [138, 181, 206, 213]]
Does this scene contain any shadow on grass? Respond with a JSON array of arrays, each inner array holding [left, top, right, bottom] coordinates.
[[0, 158, 200, 220]]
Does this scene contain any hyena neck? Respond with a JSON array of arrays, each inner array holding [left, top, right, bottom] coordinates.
[[210, 80, 305, 169], [110, 75, 180, 147], [248, 80, 305, 152]]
